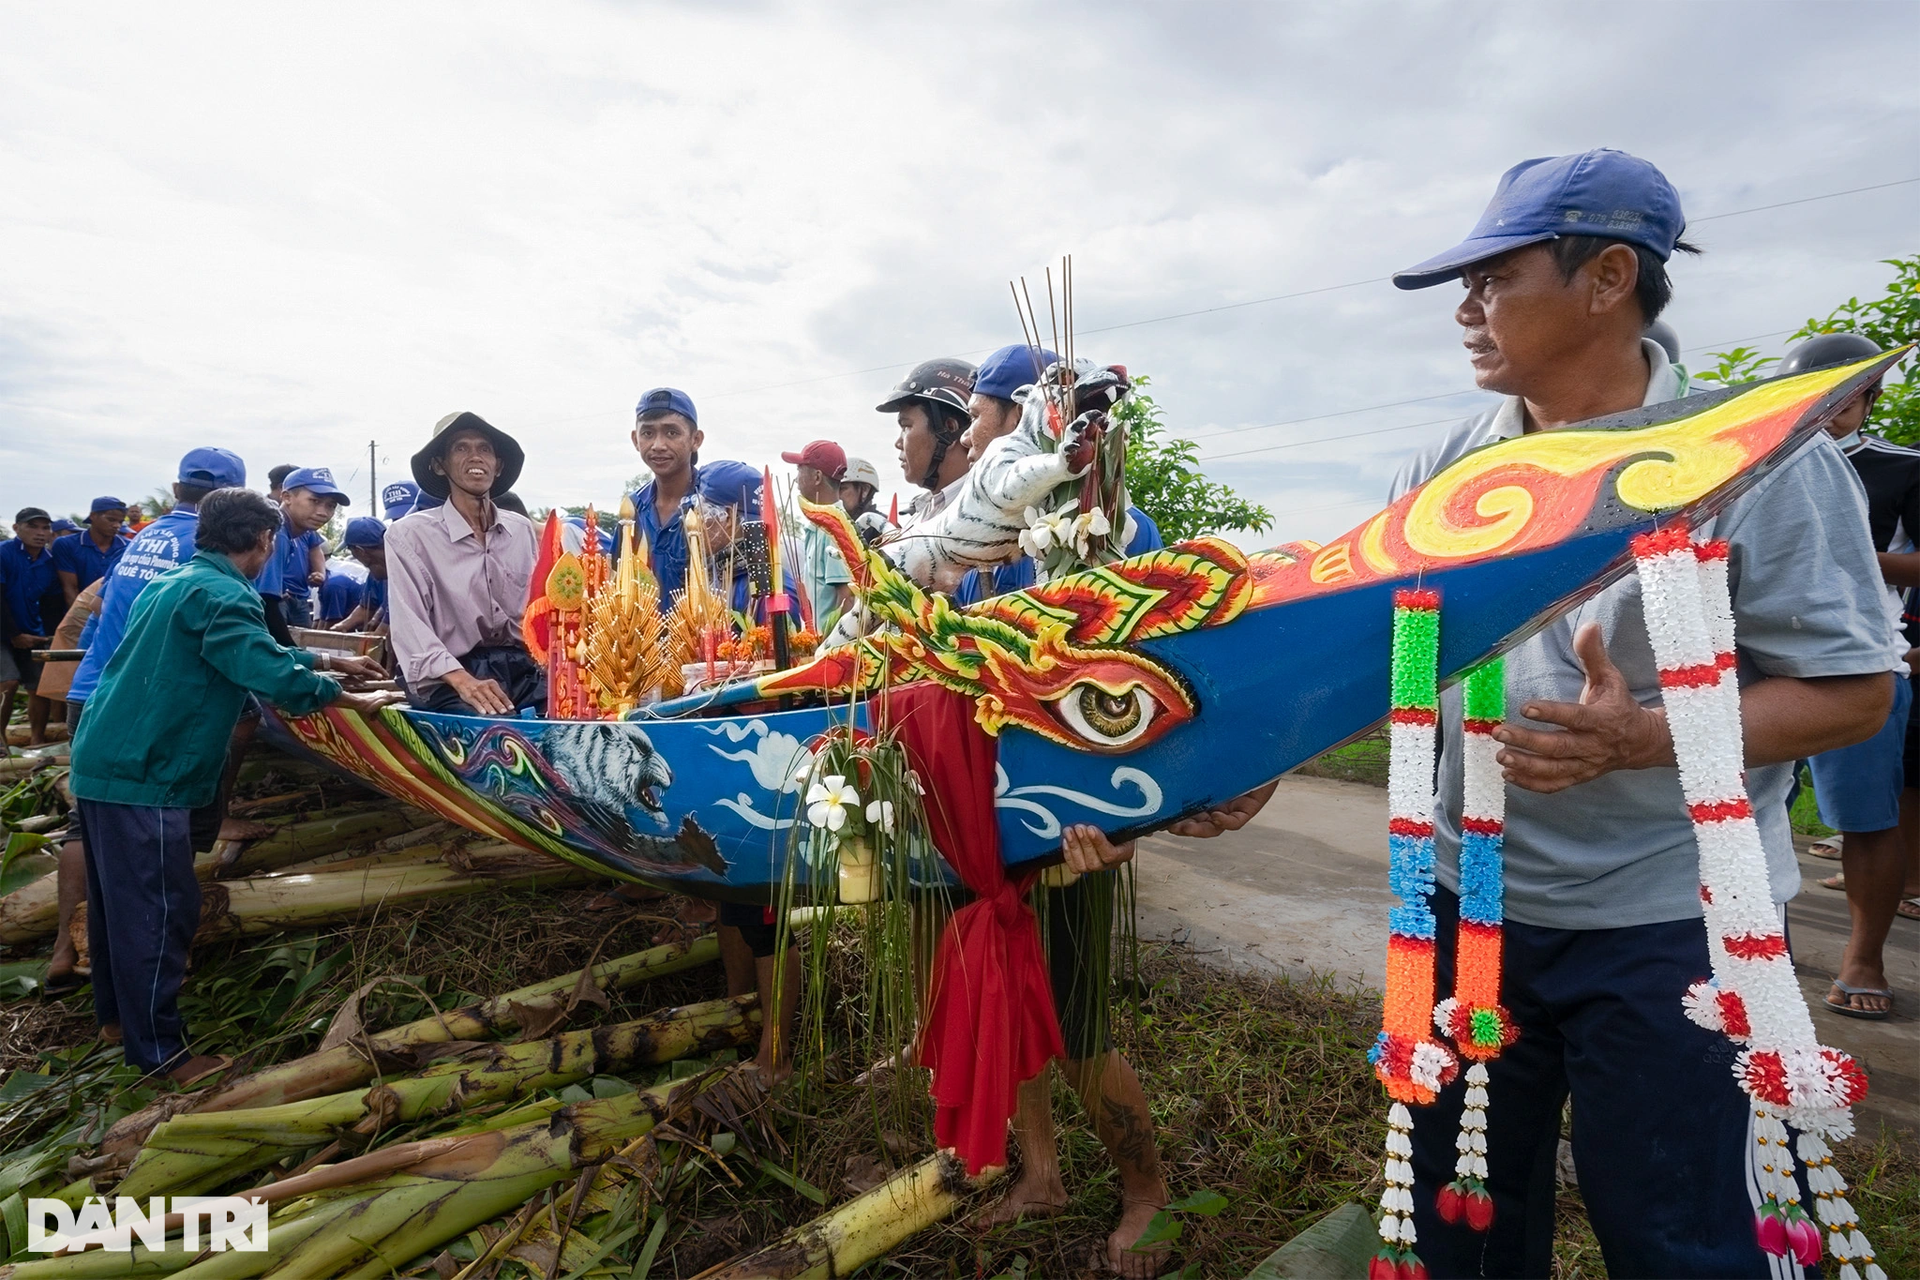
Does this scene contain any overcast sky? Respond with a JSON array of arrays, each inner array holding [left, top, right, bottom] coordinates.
[[2, 1, 1915, 548]]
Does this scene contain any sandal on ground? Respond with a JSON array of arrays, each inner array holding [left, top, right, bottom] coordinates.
[[1820, 872, 1845, 892], [40, 971, 86, 999], [1898, 897, 1920, 922], [1807, 834, 1844, 861], [1824, 981, 1893, 1021]]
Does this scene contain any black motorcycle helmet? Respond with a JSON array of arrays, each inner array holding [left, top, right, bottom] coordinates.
[[1776, 330, 1882, 376], [877, 357, 977, 489]]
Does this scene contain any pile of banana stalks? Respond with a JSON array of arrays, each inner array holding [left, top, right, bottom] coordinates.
[[0, 744, 997, 1278]]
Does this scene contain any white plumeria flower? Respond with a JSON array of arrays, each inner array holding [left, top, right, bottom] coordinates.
[[1019, 501, 1079, 558], [805, 774, 860, 832], [905, 771, 925, 795], [865, 799, 896, 834]]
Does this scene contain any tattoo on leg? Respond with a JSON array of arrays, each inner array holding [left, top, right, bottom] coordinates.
[[1099, 1096, 1155, 1169]]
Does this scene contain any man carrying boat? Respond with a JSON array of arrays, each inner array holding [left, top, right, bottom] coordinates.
[[0, 506, 65, 747], [781, 438, 854, 629], [881, 358, 977, 530], [69, 487, 395, 1083], [329, 516, 392, 636], [1386, 148, 1896, 1278], [387, 412, 540, 716]]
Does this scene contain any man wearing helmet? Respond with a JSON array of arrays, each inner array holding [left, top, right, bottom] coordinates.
[[1780, 331, 1918, 1021], [877, 358, 977, 527]]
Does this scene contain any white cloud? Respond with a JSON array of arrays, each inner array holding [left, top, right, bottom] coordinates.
[[2, 0, 1915, 549]]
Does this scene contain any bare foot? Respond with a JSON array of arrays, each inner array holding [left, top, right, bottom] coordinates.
[[216, 818, 276, 842], [1107, 1196, 1170, 1279], [971, 1171, 1068, 1229], [164, 1054, 232, 1088]]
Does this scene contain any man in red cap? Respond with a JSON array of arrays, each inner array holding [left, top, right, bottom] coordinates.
[[780, 439, 853, 631]]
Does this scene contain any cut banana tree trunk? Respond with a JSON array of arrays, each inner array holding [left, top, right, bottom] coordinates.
[[213, 806, 430, 878], [696, 1153, 1001, 1279], [116, 994, 759, 1198], [4, 1083, 694, 1280], [100, 934, 724, 1157]]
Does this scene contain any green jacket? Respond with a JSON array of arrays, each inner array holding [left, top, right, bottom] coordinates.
[[71, 550, 340, 808]]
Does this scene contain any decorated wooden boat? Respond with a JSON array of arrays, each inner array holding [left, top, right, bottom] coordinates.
[[266, 352, 1902, 901]]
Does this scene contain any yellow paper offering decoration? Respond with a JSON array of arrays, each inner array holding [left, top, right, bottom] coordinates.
[[578, 515, 680, 716]]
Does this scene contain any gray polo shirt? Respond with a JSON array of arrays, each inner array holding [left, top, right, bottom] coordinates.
[[1388, 340, 1894, 930]]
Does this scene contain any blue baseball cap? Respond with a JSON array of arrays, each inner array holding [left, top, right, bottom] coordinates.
[[381, 481, 421, 520], [342, 516, 386, 548], [178, 447, 247, 491], [974, 345, 1060, 401], [696, 460, 764, 512], [51, 518, 79, 533], [89, 495, 127, 515], [636, 387, 698, 426], [1393, 149, 1686, 290], [283, 466, 351, 505]]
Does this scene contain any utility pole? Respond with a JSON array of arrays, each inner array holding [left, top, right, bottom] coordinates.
[[369, 440, 377, 512]]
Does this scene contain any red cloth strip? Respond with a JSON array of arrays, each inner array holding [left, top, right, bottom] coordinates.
[[1688, 798, 1753, 824], [1722, 932, 1789, 961], [1462, 718, 1502, 735], [883, 685, 1063, 1176], [1694, 540, 1730, 562], [1389, 707, 1439, 727], [1389, 816, 1435, 838], [1460, 816, 1504, 836]]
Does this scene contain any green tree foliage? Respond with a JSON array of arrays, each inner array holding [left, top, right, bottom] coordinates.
[[1117, 376, 1274, 543], [1697, 255, 1919, 445]]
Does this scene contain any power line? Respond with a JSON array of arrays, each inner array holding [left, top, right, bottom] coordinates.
[[1198, 414, 1465, 463], [518, 175, 1910, 430]]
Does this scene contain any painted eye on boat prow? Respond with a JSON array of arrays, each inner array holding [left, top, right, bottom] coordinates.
[[1038, 666, 1192, 752]]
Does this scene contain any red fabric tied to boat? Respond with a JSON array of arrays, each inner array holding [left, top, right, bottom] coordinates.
[[882, 683, 1064, 1175]]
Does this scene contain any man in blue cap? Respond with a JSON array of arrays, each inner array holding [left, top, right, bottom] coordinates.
[[269, 467, 351, 631], [329, 517, 391, 635], [628, 387, 705, 608], [52, 497, 132, 606], [1384, 149, 1897, 1277], [0, 506, 65, 746]]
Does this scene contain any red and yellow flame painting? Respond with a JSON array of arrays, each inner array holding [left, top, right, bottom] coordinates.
[[1246, 358, 1884, 608]]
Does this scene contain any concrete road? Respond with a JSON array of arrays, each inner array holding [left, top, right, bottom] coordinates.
[[1132, 774, 1918, 1135]]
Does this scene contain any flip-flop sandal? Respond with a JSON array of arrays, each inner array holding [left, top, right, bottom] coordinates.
[[1807, 835, 1844, 861], [40, 971, 85, 999], [1820, 872, 1845, 892], [1899, 897, 1920, 922], [1824, 981, 1893, 1021]]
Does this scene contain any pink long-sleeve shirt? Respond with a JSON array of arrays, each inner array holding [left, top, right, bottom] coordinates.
[[385, 499, 537, 697]]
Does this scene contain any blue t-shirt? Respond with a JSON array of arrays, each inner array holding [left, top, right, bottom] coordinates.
[[359, 574, 388, 624], [632, 469, 702, 612], [0, 539, 62, 639], [952, 506, 1163, 606], [318, 571, 362, 623], [251, 511, 287, 597], [277, 528, 324, 601], [68, 504, 201, 703], [50, 532, 131, 594]]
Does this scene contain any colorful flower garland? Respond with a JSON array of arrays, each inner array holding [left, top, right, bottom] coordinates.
[[1371, 588, 1458, 1279], [1431, 659, 1516, 1231], [1632, 523, 1882, 1280]]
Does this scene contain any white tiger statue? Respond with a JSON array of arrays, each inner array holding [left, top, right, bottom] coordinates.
[[879, 361, 1130, 591]]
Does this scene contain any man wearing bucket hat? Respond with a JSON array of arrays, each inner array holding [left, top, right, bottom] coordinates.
[[385, 412, 540, 716], [1382, 149, 1895, 1277]]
